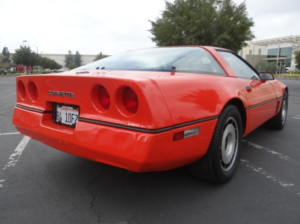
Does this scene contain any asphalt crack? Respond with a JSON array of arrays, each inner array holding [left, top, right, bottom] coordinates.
[[84, 165, 105, 222]]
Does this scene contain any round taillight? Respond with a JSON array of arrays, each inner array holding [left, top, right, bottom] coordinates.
[[17, 80, 26, 100], [28, 81, 38, 101], [123, 87, 139, 113], [98, 86, 110, 110]]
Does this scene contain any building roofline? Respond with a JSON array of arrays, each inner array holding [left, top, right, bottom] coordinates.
[[41, 54, 97, 57], [248, 35, 300, 46]]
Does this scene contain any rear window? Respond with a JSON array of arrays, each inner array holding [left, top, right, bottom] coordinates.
[[75, 47, 226, 75]]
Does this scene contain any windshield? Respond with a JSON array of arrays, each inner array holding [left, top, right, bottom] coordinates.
[[75, 47, 225, 75]]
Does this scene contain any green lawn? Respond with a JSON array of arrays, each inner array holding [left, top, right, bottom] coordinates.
[[275, 73, 300, 78]]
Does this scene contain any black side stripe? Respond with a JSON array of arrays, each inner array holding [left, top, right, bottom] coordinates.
[[79, 116, 219, 133], [16, 105, 52, 114], [245, 97, 283, 110], [16, 103, 219, 133]]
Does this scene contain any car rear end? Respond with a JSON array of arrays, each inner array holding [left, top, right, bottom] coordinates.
[[13, 73, 217, 172]]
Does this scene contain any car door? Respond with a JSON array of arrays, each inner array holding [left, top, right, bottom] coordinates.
[[217, 51, 278, 133]]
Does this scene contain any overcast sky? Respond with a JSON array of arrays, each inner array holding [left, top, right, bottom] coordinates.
[[0, 0, 299, 55]]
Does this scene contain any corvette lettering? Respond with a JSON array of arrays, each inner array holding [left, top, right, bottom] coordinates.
[[48, 91, 75, 98]]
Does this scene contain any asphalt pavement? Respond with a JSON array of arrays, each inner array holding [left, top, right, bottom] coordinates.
[[0, 76, 299, 224]]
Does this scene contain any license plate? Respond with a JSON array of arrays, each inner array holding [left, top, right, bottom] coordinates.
[[54, 104, 79, 127]]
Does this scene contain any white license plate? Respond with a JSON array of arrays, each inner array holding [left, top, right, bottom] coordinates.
[[55, 104, 79, 126]]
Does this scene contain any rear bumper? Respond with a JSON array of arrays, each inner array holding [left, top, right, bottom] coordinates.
[[13, 107, 217, 172]]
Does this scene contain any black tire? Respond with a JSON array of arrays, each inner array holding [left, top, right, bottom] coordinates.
[[188, 105, 243, 184], [265, 91, 288, 130]]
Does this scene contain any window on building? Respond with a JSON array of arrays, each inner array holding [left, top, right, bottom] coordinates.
[[249, 50, 252, 55], [240, 50, 243, 57], [280, 47, 292, 57], [258, 49, 261, 55], [267, 47, 292, 58], [267, 48, 278, 58], [285, 59, 291, 67]]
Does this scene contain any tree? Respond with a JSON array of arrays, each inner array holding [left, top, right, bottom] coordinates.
[[0, 47, 11, 70], [40, 57, 51, 70], [1, 47, 11, 63], [74, 51, 82, 67], [67, 63, 77, 70], [64, 51, 74, 69], [51, 60, 62, 70], [149, 0, 254, 52], [295, 51, 300, 70], [40, 57, 62, 70], [65, 50, 82, 69], [0, 55, 10, 70], [93, 52, 109, 61], [12, 46, 40, 74], [293, 38, 300, 70]]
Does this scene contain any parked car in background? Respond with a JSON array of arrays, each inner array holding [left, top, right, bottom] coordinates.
[[0, 68, 7, 75], [12, 46, 288, 184]]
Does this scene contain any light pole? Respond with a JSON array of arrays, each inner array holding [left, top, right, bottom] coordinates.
[[27, 43, 38, 54], [27, 42, 40, 72], [31, 45, 38, 54], [21, 40, 28, 74]]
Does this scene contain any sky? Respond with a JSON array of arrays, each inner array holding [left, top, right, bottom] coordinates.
[[0, 0, 299, 55]]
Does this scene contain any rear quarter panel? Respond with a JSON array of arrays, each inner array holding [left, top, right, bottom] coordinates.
[[152, 74, 248, 124]]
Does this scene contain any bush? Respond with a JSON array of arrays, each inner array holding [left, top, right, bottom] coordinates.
[[290, 70, 300, 74], [255, 61, 276, 73], [31, 71, 44, 74]]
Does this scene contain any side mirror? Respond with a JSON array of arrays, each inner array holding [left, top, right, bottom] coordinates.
[[259, 72, 274, 81]]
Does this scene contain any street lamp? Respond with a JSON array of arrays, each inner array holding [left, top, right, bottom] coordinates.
[[32, 45, 38, 54], [23, 40, 27, 46], [27, 42, 40, 72], [27, 42, 38, 54]]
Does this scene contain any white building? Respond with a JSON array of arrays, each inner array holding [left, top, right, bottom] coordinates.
[[41, 53, 97, 71], [239, 35, 300, 72]]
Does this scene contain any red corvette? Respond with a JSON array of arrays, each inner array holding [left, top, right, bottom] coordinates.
[[12, 46, 288, 183]]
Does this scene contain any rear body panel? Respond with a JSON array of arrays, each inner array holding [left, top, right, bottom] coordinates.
[[15, 73, 172, 130], [13, 106, 217, 172]]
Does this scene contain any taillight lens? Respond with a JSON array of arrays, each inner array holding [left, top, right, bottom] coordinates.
[[17, 80, 26, 100], [173, 131, 184, 141], [28, 81, 38, 101], [98, 86, 110, 109], [123, 87, 139, 113]]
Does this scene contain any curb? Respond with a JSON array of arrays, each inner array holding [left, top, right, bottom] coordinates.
[[1, 74, 23, 77]]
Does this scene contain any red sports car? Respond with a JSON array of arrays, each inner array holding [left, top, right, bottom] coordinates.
[[12, 46, 288, 184]]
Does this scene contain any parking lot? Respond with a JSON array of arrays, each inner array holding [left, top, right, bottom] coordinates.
[[0, 76, 300, 224]]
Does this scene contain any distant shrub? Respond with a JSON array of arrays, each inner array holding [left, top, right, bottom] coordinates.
[[291, 70, 300, 74], [255, 61, 276, 73]]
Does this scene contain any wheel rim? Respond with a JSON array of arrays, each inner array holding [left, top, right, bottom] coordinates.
[[220, 117, 238, 171], [281, 98, 287, 125]]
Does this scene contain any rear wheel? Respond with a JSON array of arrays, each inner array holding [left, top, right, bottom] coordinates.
[[265, 91, 288, 130], [188, 105, 242, 184]]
